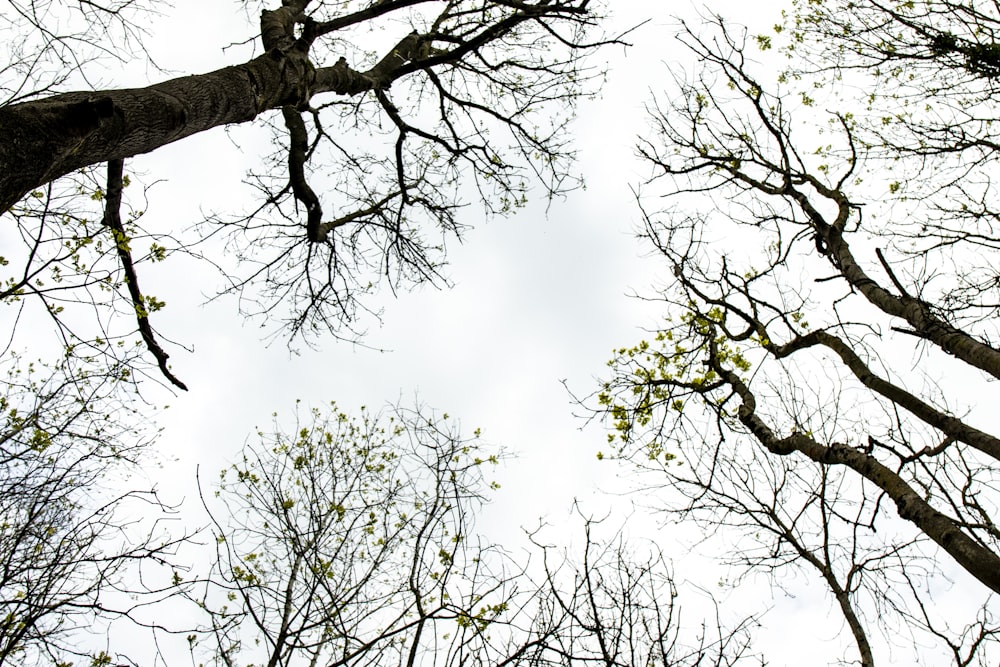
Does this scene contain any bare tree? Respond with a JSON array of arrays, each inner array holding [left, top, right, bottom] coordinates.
[[592, 2, 1000, 665], [522, 513, 761, 667], [0, 351, 189, 666], [189, 401, 761, 666], [190, 402, 516, 666], [0, 0, 616, 389]]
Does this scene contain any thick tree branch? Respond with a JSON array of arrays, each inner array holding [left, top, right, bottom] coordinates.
[[0, 52, 316, 212], [825, 222, 1000, 381], [769, 329, 1000, 463], [281, 106, 325, 242], [717, 357, 1000, 596]]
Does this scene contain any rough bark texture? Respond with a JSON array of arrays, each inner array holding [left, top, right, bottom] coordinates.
[[0, 50, 315, 213]]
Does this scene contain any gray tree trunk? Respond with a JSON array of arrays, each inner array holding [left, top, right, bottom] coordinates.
[[0, 49, 323, 212]]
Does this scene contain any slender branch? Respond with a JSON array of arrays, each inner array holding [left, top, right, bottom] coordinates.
[[716, 352, 1000, 595], [769, 329, 1000, 463], [102, 159, 187, 390]]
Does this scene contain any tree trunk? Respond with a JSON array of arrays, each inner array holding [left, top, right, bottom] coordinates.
[[0, 49, 317, 213]]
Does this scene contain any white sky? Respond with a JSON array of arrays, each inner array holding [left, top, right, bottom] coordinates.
[[10, 0, 993, 664], [128, 5, 682, 519], [137, 1, 682, 525], [121, 1, 805, 661]]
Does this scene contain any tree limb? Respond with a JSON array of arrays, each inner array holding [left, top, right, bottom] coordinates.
[[102, 159, 187, 390]]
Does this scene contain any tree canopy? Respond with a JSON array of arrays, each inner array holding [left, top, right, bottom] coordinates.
[[0, 0, 613, 389], [5, 0, 1000, 665], [184, 403, 756, 666], [596, 0, 1000, 664], [0, 1, 636, 663]]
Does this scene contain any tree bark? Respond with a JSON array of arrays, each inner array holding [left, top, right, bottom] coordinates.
[[0, 0, 572, 215], [722, 364, 1000, 597], [0, 46, 370, 213]]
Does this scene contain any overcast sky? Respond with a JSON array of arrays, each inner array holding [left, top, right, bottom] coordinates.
[[11, 0, 980, 664], [129, 4, 701, 526], [107, 2, 886, 663], [110, 1, 797, 660], [134, 1, 672, 521]]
